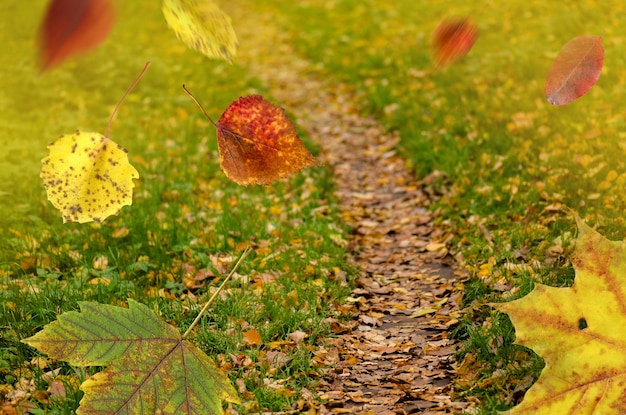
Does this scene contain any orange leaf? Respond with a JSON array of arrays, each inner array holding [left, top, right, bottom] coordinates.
[[216, 95, 319, 185], [38, 0, 116, 70], [545, 35, 604, 106], [183, 87, 319, 185], [432, 18, 478, 67], [242, 329, 263, 346]]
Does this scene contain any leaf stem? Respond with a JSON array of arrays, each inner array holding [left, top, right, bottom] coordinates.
[[106, 61, 151, 138], [182, 246, 252, 339], [182, 84, 217, 126]]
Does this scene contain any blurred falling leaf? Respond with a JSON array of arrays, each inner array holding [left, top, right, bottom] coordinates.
[[184, 88, 319, 185], [38, 0, 115, 70], [432, 18, 478, 67], [545, 35, 604, 105], [162, 0, 238, 61], [23, 300, 240, 414]]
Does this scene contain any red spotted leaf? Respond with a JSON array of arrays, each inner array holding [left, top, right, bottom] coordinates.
[[432, 18, 478, 67], [38, 0, 116, 70], [545, 35, 604, 106], [184, 87, 319, 185]]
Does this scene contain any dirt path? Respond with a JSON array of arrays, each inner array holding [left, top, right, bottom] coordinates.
[[232, 4, 469, 414]]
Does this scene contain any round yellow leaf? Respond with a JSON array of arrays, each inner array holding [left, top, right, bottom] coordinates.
[[41, 131, 139, 223]]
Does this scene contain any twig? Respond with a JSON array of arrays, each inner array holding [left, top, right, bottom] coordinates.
[[106, 61, 151, 138], [182, 246, 252, 339]]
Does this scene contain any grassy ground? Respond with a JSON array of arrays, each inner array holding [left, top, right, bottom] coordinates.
[[4, 1, 626, 413], [261, 0, 626, 412], [0, 1, 355, 413]]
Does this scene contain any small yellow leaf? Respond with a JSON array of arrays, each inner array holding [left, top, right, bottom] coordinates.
[[409, 308, 437, 318], [425, 242, 447, 253], [162, 0, 238, 62], [92, 255, 108, 270], [111, 227, 130, 238], [242, 329, 262, 346], [41, 131, 139, 223]]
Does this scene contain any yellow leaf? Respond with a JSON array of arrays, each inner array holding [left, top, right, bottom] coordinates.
[[496, 215, 626, 414], [242, 329, 262, 346], [162, 0, 237, 62], [409, 308, 437, 318], [41, 131, 139, 223]]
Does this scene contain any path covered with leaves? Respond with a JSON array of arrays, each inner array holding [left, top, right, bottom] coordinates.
[[233, 5, 469, 413]]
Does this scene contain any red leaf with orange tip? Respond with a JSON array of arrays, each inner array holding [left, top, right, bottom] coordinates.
[[183, 87, 319, 186], [545, 35, 604, 106], [432, 18, 478, 67], [38, 0, 115, 70]]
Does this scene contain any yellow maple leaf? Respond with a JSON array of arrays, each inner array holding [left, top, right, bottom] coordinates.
[[162, 0, 238, 62], [41, 131, 139, 223], [496, 216, 626, 414]]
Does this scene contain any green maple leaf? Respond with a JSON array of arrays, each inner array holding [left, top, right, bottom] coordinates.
[[496, 216, 626, 414], [23, 299, 239, 414]]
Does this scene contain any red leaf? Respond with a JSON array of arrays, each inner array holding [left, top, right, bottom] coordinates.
[[38, 0, 116, 70], [432, 18, 478, 67], [215, 95, 319, 185], [545, 35, 604, 106]]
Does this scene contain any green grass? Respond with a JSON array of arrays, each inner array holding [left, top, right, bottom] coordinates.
[[259, 0, 626, 412], [0, 1, 355, 413], [5, 0, 626, 413]]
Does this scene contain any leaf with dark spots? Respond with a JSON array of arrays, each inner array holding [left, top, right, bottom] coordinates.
[[41, 131, 138, 223]]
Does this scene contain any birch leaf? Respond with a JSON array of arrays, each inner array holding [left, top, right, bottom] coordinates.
[[183, 88, 319, 186], [41, 131, 138, 223]]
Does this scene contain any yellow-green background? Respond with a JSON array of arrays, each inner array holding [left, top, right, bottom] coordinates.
[[0, 0, 256, 225]]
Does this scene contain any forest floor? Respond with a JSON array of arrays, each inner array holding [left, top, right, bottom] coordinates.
[[234, 6, 470, 414]]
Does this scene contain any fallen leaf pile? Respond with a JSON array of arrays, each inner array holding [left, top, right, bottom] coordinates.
[[312, 99, 468, 414], [234, 11, 470, 412], [0, 358, 71, 415]]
